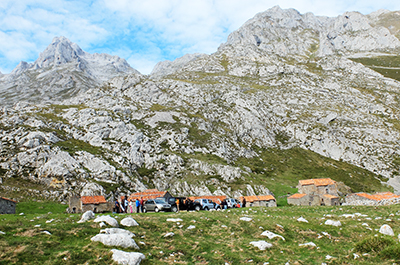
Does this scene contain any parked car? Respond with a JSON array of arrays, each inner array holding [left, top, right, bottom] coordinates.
[[143, 199, 171, 213], [226, 198, 241, 208], [156, 197, 201, 212], [194, 198, 220, 211]]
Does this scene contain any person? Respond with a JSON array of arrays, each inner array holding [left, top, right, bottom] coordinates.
[[135, 198, 140, 213], [140, 197, 144, 213], [123, 196, 128, 213], [222, 199, 227, 210], [176, 198, 180, 212], [242, 197, 246, 208], [119, 198, 125, 213], [114, 200, 120, 213], [129, 200, 133, 213]]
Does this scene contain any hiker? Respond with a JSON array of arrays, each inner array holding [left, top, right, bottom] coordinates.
[[123, 196, 128, 213], [114, 200, 120, 213], [135, 198, 140, 213], [129, 200, 133, 213], [119, 198, 125, 213], [242, 197, 246, 208], [140, 197, 144, 213]]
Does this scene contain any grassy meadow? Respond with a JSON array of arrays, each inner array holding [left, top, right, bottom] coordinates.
[[1, 201, 400, 264]]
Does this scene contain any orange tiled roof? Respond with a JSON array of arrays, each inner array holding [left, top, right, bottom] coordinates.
[[129, 189, 169, 201], [288, 193, 307, 199], [0, 196, 17, 203], [299, 178, 336, 187], [240, 195, 276, 202], [323, 194, 339, 199], [354, 192, 400, 201], [81, 196, 107, 205], [188, 195, 227, 204]]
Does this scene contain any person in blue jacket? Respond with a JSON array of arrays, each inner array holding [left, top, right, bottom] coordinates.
[[135, 199, 141, 213]]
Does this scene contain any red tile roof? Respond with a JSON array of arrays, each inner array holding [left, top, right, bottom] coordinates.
[[188, 196, 227, 204], [299, 178, 336, 187], [288, 193, 307, 199], [353, 192, 400, 201], [129, 189, 169, 201], [240, 195, 276, 202], [323, 194, 339, 199], [0, 196, 17, 203], [81, 196, 107, 205]]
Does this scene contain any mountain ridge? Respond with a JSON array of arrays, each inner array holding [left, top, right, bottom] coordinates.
[[1, 6, 400, 203]]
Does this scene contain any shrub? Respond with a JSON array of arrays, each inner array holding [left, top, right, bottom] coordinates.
[[379, 245, 400, 260], [354, 236, 396, 253]]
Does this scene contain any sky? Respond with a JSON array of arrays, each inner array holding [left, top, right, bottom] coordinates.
[[1, 0, 400, 75]]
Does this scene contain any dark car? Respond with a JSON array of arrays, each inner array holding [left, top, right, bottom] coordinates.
[[143, 199, 171, 213], [156, 197, 202, 212]]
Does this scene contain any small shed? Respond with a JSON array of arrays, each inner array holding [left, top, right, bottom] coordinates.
[[0, 197, 17, 214], [345, 192, 400, 205], [68, 195, 112, 213], [129, 189, 173, 202], [241, 195, 277, 207]]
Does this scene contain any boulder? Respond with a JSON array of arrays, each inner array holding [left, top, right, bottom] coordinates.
[[91, 234, 139, 249], [94, 216, 119, 227], [240, 217, 252, 222], [299, 242, 317, 248], [249, 240, 273, 250], [164, 232, 175, 237], [77, 210, 95, 223], [121, 217, 139, 227], [379, 224, 394, 236], [111, 249, 145, 265], [0, 231, 5, 235], [261, 230, 285, 241], [166, 218, 183, 222], [100, 228, 135, 237], [187, 225, 196, 230], [324, 220, 341, 227], [297, 217, 308, 223]]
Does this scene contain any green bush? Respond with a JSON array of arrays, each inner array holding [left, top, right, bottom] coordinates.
[[379, 245, 400, 260], [354, 236, 396, 253]]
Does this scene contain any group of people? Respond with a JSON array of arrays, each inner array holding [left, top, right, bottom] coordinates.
[[114, 196, 144, 213]]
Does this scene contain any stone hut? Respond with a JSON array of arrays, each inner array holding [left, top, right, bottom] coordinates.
[[345, 192, 400, 205], [288, 178, 339, 206], [241, 195, 277, 207], [129, 189, 173, 202], [0, 197, 17, 214], [68, 195, 112, 213]]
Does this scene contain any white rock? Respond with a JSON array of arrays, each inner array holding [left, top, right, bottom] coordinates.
[[261, 230, 285, 241], [34, 225, 41, 228], [324, 220, 341, 226], [111, 249, 145, 265], [94, 215, 119, 227], [46, 219, 55, 223], [240, 217, 252, 222], [353, 253, 360, 259], [77, 210, 95, 223], [326, 255, 334, 260], [164, 232, 175, 237], [166, 218, 183, 222], [297, 217, 308, 223], [249, 240, 273, 250], [99, 222, 106, 227], [19, 213, 24, 215], [299, 242, 317, 248], [100, 228, 135, 237], [379, 224, 394, 236], [187, 225, 196, 230], [221, 225, 228, 228], [121, 217, 139, 227], [0, 231, 5, 235], [91, 234, 139, 249], [41, 231, 52, 235]]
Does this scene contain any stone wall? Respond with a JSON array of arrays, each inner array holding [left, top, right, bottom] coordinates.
[[0, 198, 16, 214]]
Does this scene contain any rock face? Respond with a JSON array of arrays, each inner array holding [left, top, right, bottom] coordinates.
[[1, 7, 400, 202]]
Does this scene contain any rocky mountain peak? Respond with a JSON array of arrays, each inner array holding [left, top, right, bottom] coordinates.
[[33, 36, 86, 69]]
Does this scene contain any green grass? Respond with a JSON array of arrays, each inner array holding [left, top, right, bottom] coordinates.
[[54, 138, 104, 156], [350, 56, 400, 81], [1, 202, 400, 264]]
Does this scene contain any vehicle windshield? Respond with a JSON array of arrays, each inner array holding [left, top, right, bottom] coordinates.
[[154, 199, 165, 204]]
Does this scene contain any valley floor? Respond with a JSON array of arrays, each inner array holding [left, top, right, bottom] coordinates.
[[1, 202, 400, 264]]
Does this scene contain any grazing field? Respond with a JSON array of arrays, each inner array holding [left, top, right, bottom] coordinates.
[[1, 201, 400, 264]]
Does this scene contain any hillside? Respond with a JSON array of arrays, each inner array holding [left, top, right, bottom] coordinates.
[[1, 7, 400, 202]]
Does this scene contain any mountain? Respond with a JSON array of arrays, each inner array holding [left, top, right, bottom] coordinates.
[[0, 36, 140, 105], [1, 7, 400, 203]]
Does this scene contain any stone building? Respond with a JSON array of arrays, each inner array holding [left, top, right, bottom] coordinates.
[[288, 178, 340, 206], [241, 195, 277, 207], [0, 197, 17, 214], [68, 195, 112, 213], [345, 192, 400, 205]]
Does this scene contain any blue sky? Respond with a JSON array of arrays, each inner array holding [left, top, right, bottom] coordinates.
[[1, 0, 400, 75]]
